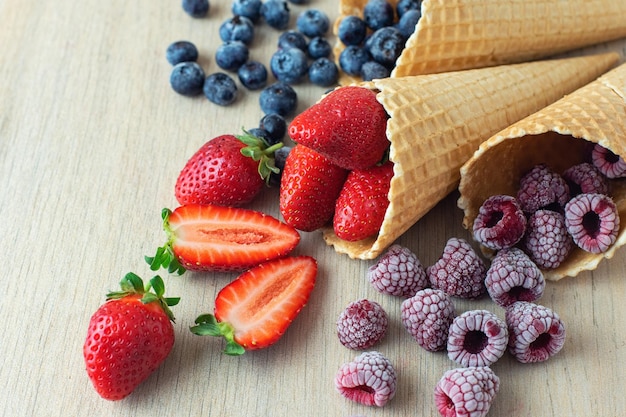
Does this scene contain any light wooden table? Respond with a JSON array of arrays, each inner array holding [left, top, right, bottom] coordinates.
[[2, 1, 626, 416]]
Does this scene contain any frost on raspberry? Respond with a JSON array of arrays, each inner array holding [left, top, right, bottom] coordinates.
[[447, 310, 508, 367], [336, 299, 389, 350], [516, 163, 569, 213], [434, 366, 500, 417], [400, 288, 455, 352], [562, 162, 609, 197], [472, 195, 527, 250], [485, 248, 545, 307], [591, 143, 626, 179], [564, 193, 620, 254], [505, 301, 566, 363], [334, 351, 397, 407], [521, 209, 573, 270], [367, 244, 428, 298], [427, 238, 487, 299]]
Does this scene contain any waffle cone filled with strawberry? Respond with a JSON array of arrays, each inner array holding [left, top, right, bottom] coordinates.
[[280, 53, 619, 260], [334, 0, 626, 84], [458, 62, 626, 281]]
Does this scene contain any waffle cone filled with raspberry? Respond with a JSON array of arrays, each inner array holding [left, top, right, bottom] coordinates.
[[334, 0, 626, 84], [322, 53, 619, 260], [458, 62, 626, 281]]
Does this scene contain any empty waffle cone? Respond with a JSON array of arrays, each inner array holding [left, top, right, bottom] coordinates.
[[458, 62, 626, 281], [322, 53, 619, 260], [334, 0, 626, 84]]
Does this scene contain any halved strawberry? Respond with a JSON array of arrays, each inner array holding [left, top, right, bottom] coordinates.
[[146, 204, 301, 273], [190, 256, 317, 355]]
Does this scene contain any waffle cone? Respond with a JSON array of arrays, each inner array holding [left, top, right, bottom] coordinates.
[[323, 53, 619, 260], [458, 62, 626, 281], [334, 0, 626, 84]]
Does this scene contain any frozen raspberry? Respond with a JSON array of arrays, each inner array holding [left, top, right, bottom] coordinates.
[[564, 193, 620, 254], [427, 238, 487, 299], [334, 351, 397, 407], [447, 310, 508, 367], [505, 301, 566, 363], [562, 162, 609, 197], [516, 164, 570, 213], [522, 209, 574, 269], [485, 248, 545, 307], [367, 244, 428, 298], [434, 366, 500, 417], [337, 299, 389, 350], [591, 143, 626, 178], [400, 289, 455, 352], [472, 195, 527, 250]]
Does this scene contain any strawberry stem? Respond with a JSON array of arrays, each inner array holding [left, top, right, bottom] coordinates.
[[107, 273, 180, 322], [190, 314, 246, 356], [145, 208, 186, 275], [237, 129, 283, 185]]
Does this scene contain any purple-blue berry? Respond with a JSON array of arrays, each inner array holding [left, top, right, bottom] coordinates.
[[308, 57, 339, 87], [259, 113, 287, 142], [237, 60, 268, 90], [182, 0, 209, 18], [166, 41, 199, 65], [261, 0, 290, 30], [338, 16, 367, 46], [339, 45, 370, 76], [364, 0, 395, 31], [296, 9, 330, 38], [396, 0, 422, 18], [270, 47, 308, 84], [277, 30, 308, 52], [203, 72, 238, 106], [269, 145, 292, 186], [231, 0, 263, 23], [170, 62, 205, 96], [259, 82, 297, 116], [397, 8, 421, 39], [307, 36, 331, 59], [215, 41, 249, 72], [361, 61, 391, 81], [219, 15, 255, 45], [366, 26, 405, 67]]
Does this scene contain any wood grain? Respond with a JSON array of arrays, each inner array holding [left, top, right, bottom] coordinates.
[[1, 1, 625, 416]]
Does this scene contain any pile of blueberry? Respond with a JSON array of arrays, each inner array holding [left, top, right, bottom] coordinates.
[[337, 0, 422, 80], [168, 0, 339, 124]]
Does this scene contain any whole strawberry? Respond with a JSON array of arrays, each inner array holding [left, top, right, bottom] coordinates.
[[175, 132, 281, 207], [288, 86, 389, 170], [83, 273, 179, 401], [333, 160, 394, 241], [280, 144, 349, 232]]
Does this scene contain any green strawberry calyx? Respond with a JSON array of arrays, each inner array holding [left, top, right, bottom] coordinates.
[[189, 314, 246, 356], [145, 208, 186, 276], [236, 129, 283, 184], [106, 272, 181, 322]]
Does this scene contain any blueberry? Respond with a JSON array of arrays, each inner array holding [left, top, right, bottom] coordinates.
[[361, 61, 391, 81], [182, 0, 209, 18], [366, 26, 405, 67], [269, 145, 292, 187], [338, 45, 370, 76], [296, 9, 330, 38], [231, 0, 263, 23], [259, 82, 298, 116], [337, 15, 367, 46], [237, 60, 268, 90], [260, 0, 291, 30], [166, 41, 199, 65], [215, 41, 249, 72], [308, 57, 339, 87], [307, 36, 331, 59], [278, 30, 308, 51], [397, 8, 421, 38], [170, 62, 205, 96], [203, 72, 238, 105], [247, 127, 274, 145], [219, 15, 255, 45], [270, 48, 308, 84], [396, 0, 422, 18], [363, 0, 395, 31], [259, 113, 287, 142], [287, 0, 307, 4]]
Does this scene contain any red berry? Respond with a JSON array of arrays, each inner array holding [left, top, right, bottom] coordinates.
[[334, 351, 397, 407], [564, 193, 620, 254], [336, 299, 389, 350], [427, 238, 487, 299], [591, 143, 626, 178], [447, 310, 508, 367], [505, 301, 566, 363], [400, 288, 455, 352], [521, 209, 573, 269], [485, 248, 545, 307], [472, 195, 527, 250], [434, 366, 500, 417], [562, 162, 609, 197], [516, 164, 569, 213], [367, 244, 428, 298]]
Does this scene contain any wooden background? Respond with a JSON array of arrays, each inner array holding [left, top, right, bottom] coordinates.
[[2, 1, 626, 416]]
